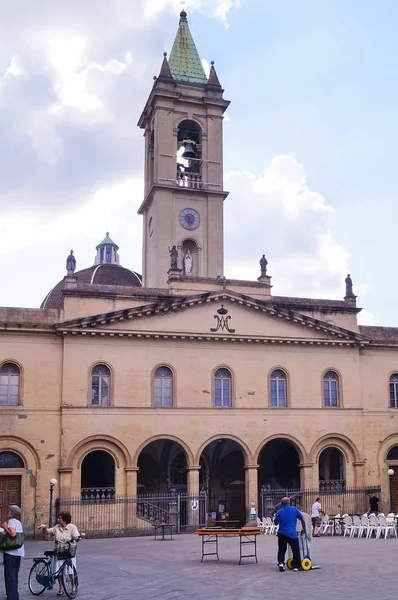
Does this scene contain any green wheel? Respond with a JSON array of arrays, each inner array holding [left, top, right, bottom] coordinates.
[[301, 558, 312, 571], [286, 557, 294, 570]]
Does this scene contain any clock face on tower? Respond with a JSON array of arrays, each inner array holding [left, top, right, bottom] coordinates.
[[179, 208, 200, 230]]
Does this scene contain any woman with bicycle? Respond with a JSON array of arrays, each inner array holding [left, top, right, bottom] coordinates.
[[38, 511, 85, 596]]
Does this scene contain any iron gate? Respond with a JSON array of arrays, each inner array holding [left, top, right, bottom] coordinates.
[[260, 485, 381, 518], [55, 492, 207, 538]]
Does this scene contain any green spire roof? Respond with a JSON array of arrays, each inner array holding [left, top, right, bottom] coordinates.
[[96, 232, 119, 250], [168, 11, 207, 84]]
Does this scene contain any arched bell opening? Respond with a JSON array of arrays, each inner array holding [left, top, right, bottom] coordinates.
[[176, 120, 202, 188]]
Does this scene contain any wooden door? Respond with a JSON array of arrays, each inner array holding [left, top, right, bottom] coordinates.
[[390, 470, 398, 512], [0, 476, 21, 523]]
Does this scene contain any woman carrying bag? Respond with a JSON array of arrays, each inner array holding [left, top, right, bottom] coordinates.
[[1, 504, 25, 600]]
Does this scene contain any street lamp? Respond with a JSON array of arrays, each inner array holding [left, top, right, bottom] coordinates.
[[387, 469, 395, 513], [49, 478, 57, 527]]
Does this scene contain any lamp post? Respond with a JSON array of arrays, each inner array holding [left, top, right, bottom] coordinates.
[[49, 478, 58, 527], [387, 468, 395, 513]]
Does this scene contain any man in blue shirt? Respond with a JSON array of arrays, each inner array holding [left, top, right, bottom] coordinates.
[[274, 497, 306, 571]]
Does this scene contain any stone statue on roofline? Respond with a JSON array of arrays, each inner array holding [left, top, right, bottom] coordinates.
[[345, 274, 353, 296], [260, 254, 268, 277], [66, 250, 76, 276], [169, 245, 178, 269]]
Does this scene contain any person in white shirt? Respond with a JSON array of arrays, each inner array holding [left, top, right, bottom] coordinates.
[[38, 511, 85, 596], [311, 497, 325, 537], [2, 504, 25, 600]]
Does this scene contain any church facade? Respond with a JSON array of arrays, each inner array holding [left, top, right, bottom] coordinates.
[[1, 11, 398, 534]]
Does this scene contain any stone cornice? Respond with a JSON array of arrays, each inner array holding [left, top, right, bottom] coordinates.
[[57, 290, 368, 345]]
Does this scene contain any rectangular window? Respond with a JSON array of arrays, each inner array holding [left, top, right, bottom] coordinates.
[[214, 378, 231, 407], [270, 380, 286, 407], [0, 375, 19, 406], [154, 378, 172, 407], [390, 383, 398, 408], [324, 381, 338, 407], [106, 248, 112, 263], [91, 375, 109, 406]]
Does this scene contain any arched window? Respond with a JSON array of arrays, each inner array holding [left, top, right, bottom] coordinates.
[[389, 374, 398, 408], [154, 366, 173, 407], [0, 451, 24, 469], [81, 450, 115, 501], [214, 368, 232, 407], [0, 363, 20, 406], [387, 445, 398, 460], [270, 369, 287, 407], [319, 447, 345, 490], [323, 371, 339, 407], [176, 120, 202, 189], [91, 364, 110, 406]]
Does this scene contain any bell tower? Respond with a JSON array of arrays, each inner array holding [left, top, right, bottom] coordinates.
[[137, 10, 230, 288]]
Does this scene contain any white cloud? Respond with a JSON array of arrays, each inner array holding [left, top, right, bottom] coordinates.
[[0, 177, 143, 256], [224, 155, 351, 299], [357, 310, 376, 326]]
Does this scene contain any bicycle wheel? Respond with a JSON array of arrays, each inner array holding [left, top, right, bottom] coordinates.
[[62, 560, 79, 599], [28, 559, 50, 595]]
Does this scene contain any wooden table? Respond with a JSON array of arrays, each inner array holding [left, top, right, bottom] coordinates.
[[195, 527, 262, 564], [215, 520, 240, 529], [152, 523, 174, 540]]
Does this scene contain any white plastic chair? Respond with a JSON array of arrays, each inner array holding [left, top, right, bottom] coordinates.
[[351, 515, 361, 538], [367, 514, 381, 538], [378, 515, 397, 539], [320, 514, 334, 536], [359, 515, 369, 538], [343, 515, 353, 537]]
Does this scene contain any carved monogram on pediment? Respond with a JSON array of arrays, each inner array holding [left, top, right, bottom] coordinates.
[[210, 304, 236, 333]]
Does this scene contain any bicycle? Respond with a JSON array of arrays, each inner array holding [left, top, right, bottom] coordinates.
[[28, 539, 80, 598]]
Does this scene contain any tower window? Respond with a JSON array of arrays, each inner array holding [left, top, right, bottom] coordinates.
[[176, 120, 202, 189], [106, 247, 112, 263]]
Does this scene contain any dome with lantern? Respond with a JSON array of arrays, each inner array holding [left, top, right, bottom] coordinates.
[[41, 233, 142, 309]]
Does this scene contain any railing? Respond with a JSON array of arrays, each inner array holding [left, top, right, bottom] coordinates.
[[319, 480, 346, 492], [137, 499, 170, 524], [55, 492, 206, 538], [260, 485, 382, 518], [81, 487, 115, 502], [176, 171, 202, 188]]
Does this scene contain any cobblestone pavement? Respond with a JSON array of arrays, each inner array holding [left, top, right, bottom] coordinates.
[[4, 534, 397, 600]]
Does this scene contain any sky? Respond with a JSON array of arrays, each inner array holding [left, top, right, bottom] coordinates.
[[0, 0, 397, 326]]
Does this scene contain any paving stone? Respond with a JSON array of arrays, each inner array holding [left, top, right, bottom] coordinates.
[[4, 534, 398, 600]]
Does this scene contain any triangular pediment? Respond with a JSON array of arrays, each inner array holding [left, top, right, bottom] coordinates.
[[58, 291, 367, 346]]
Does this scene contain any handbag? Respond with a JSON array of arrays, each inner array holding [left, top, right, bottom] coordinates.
[[0, 532, 24, 551]]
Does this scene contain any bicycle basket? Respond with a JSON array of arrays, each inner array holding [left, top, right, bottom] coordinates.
[[55, 542, 77, 559]]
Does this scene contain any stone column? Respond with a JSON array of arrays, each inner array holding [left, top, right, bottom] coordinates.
[[300, 463, 315, 490], [353, 461, 365, 488], [244, 464, 259, 526], [299, 463, 315, 513], [187, 466, 201, 528], [58, 467, 73, 498], [125, 467, 139, 531]]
